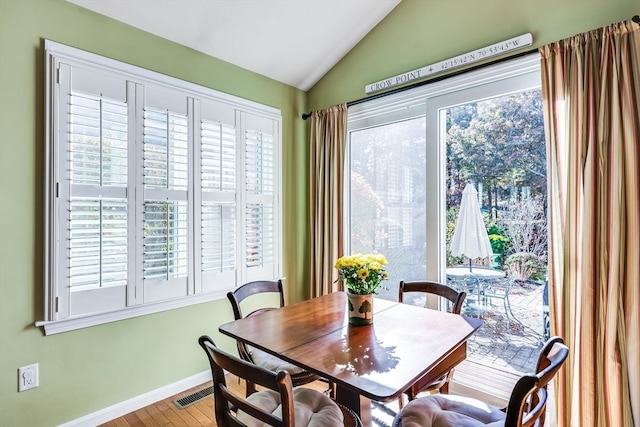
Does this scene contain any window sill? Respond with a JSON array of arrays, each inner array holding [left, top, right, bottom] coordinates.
[[35, 290, 227, 335]]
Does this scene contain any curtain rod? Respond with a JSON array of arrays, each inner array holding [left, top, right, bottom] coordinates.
[[301, 47, 537, 120], [302, 14, 640, 120]]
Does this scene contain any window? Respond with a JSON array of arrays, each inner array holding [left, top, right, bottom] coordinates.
[[347, 54, 547, 399], [40, 41, 281, 334], [347, 53, 541, 297]]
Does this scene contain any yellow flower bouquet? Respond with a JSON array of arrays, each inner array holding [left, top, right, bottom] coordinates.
[[334, 253, 389, 295]]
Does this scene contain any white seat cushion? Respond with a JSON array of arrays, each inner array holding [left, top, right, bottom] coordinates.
[[238, 387, 344, 426], [250, 347, 307, 374], [396, 394, 506, 427]]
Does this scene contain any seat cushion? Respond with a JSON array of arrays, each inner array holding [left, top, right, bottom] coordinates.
[[238, 387, 344, 426], [250, 347, 307, 374], [395, 394, 506, 427]]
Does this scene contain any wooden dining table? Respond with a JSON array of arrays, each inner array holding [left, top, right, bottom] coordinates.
[[219, 291, 483, 426]]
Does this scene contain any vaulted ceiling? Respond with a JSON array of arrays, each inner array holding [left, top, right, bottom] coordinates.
[[67, 0, 402, 91]]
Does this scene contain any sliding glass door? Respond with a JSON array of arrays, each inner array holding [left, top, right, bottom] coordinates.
[[347, 54, 548, 383]]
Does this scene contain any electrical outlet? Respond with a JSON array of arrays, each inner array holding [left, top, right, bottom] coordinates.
[[18, 363, 39, 392]]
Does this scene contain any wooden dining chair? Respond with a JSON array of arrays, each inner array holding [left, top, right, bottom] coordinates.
[[398, 280, 466, 403], [391, 336, 569, 427], [198, 335, 362, 427], [227, 280, 320, 395]]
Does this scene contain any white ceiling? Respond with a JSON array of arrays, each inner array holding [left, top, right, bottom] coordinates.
[[67, 0, 401, 91]]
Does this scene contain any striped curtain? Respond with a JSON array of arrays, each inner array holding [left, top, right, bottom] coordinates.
[[540, 20, 640, 426], [309, 104, 348, 297]]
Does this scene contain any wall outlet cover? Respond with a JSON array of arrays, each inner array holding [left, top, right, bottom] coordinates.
[[18, 363, 39, 392]]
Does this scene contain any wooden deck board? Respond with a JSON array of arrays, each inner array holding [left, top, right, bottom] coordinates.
[[452, 360, 520, 402]]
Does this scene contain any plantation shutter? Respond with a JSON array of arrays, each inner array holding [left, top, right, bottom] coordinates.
[[56, 62, 134, 318], [44, 41, 283, 331], [197, 99, 238, 292], [141, 85, 192, 302], [243, 113, 279, 281]]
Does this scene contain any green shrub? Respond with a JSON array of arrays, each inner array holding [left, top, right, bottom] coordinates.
[[487, 224, 509, 247]]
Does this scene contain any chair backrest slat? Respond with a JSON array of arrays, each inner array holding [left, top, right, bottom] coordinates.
[[199, 335, 295, 427], [399, 280, 466, 314], [227, 279, 285, 320]]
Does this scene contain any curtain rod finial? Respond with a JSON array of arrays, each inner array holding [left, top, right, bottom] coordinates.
[[302, 112, 312, 120], [632, 15, 640, 24]]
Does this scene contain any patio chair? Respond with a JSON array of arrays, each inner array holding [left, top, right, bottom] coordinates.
[[227, 280, 320, 396], [398, 281, 466, 401], [391, 336, 568, 427], [198, 335, 362, 427], [446, 275, 484, 318], [481, 277, 514, 326]]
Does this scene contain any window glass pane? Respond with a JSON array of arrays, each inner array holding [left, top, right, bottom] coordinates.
[[348, 117, 426, 299], [444, 89, 548, 375]]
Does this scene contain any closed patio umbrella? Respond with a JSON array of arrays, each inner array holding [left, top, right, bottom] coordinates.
[[450, 183, 493, 271]]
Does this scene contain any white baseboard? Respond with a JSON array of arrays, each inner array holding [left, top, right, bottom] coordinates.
[[58, 370, 212, 427]]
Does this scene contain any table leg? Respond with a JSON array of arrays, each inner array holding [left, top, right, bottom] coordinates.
[[335, 384, 372, 427]]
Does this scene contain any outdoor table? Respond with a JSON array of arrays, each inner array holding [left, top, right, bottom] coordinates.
[[446, 266, 506, 316], [446, 266, 506, 278], [219, 291, 483, 426]]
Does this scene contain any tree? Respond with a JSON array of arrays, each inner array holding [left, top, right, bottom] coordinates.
[[499, 195, 548, 281], [446, 90, 546, 215]]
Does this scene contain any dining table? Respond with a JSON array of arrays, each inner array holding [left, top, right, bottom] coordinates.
[[218, 291, 483, 426]]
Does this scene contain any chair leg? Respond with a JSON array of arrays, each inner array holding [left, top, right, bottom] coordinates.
[[317, 378, 336, 398], [503, 298, 510, 326], [440, 368, 455, 394], [504, 294, 515, 327], [329, 381, 337, 399]]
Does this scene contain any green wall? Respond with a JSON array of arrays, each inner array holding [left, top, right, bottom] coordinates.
[[0, 1, 309, 426], [1, 0, 637, 425], [308, 0, 638, 110]]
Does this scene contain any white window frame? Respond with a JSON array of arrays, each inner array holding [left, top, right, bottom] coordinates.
[[39, 40, 282, 335]]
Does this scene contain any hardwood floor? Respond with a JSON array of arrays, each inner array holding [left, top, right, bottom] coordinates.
[[98, 381, 218, 427], [99, 374, 328, 427]]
